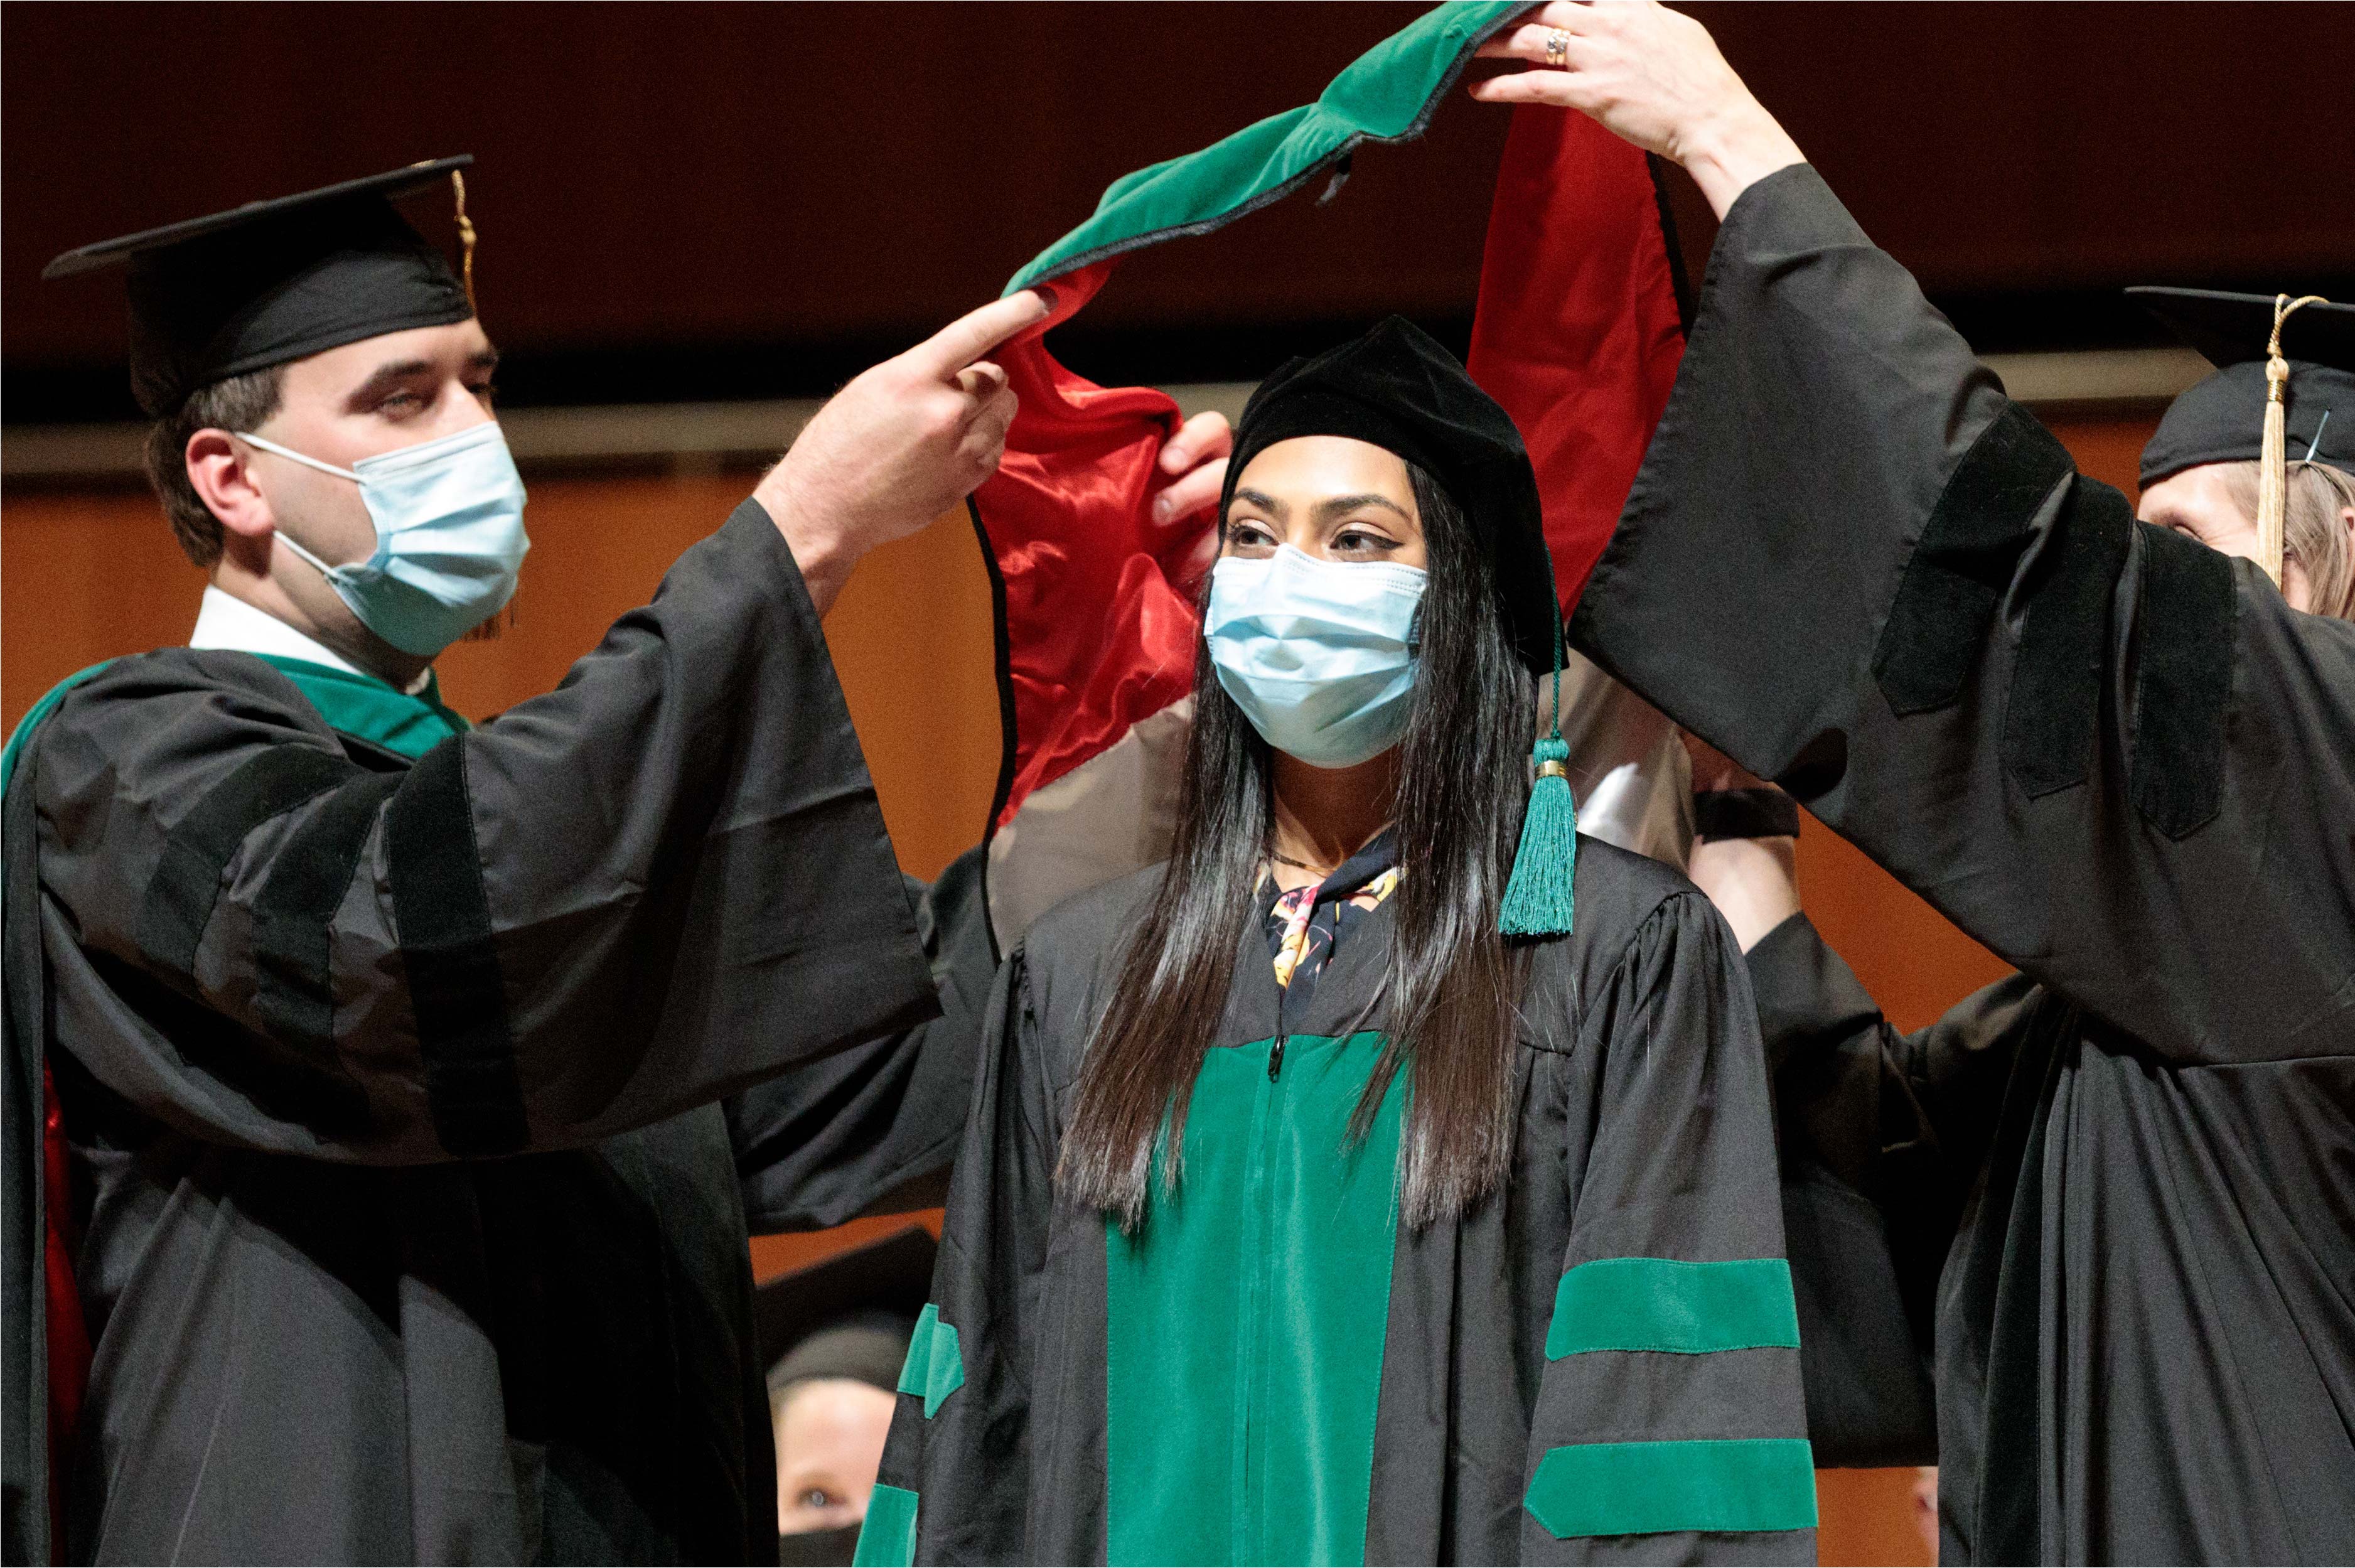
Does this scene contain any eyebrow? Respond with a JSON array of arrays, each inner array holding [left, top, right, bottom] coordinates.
[[1228, 489, 1414, 527], [1313, 493, 1414, 526], [346, 348, 502, 408], [348, 358, 431, 400]]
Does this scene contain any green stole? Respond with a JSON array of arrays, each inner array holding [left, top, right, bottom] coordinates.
[[1105, 1031, 1406, 1567]]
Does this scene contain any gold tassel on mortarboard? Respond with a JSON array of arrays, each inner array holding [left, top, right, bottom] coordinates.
[[2257, 292, 2327, 586], [451, 169, 478, 311]]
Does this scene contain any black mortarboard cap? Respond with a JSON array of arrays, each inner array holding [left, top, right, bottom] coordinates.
[[1220, 316, 1558, 675], [43, 157, 476, 417], [754, 1226, 936, 1395], [2132, 286, 2354, 489]]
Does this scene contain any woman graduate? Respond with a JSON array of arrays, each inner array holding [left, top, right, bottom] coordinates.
[[860, 320, 1813, 1566]]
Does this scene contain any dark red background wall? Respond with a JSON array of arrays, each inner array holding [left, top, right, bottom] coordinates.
[[8, 2, 2353, 414]]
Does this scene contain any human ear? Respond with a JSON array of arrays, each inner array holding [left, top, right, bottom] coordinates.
[[185, 429, 276, 542]]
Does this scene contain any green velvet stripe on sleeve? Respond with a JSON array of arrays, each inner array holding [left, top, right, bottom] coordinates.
[[1525, 1439, 1818, 1538], [853, 1485, 920, 1567], [1546, 1257, 1800, 1358], [897, 1303, 965, 1418]]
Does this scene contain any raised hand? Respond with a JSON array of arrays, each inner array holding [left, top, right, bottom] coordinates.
[[1471, 1, 1804, 218], [1149, 408, 1235, 583], [757, 291, 1049, 613]]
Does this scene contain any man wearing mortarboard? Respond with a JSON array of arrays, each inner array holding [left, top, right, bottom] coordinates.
[[1473, 4, 2355, 1564], [0, 159, 1224, 1564]]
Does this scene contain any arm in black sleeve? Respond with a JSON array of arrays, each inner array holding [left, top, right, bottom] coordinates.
[[732, 841, 998, 1232], [34, 500, 938, 1163], [863, 943, 1057, 1566], [1570, 164, 2355, 1066], [1746, 911, 2039, 1464], [1521, 893, 1813, 1564]]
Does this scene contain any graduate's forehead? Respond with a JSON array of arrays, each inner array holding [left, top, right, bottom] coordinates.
[[1229, 436, 1415, 510], [281, 319, 496, 392], [268, 319, 500, 419], [2135, 463, 2250, 534]]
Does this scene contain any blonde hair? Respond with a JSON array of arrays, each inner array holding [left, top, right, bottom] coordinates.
[[2218, 459, 2355, 620]]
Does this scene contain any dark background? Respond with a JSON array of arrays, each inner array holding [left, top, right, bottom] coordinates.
[[7, 1, 2354, 422]]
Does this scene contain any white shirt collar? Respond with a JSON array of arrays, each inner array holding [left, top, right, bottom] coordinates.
[[189, 587, 434, 695]]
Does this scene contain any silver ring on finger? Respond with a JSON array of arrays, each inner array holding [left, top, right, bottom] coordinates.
[[1543, 26, 1570, 68]]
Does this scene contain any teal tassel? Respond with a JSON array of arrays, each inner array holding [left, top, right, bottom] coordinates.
[[1499, 734, 1578, 937]]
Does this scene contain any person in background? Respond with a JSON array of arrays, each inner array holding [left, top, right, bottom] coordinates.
[[754, 1227, 938, 1566], [1, 159, 1230, 1564], [1473, 5, 2355, 1560]]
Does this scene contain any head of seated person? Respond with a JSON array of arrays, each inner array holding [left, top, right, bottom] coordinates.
[[769, 1318, 908, 1560]]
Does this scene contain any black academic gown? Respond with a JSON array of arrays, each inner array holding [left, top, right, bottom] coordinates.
[[1571, 165, 2355, 1564], [867, 840, 1815, 1566], [0, 502, 992, 1565]]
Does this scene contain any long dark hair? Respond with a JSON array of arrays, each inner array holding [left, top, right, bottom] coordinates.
[[1059, 466, 1537, 1231]]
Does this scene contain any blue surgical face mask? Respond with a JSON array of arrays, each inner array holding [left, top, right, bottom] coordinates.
[[1204, 544, 1427, 768], [239, 421, 531, 657]]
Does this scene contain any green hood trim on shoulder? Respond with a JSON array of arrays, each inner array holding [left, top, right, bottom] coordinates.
[[0, 662, 118, 796], [251, 654, 469, 760]]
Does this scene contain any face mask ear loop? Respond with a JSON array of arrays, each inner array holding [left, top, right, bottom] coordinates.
[[235, 431, 360, 483], [271, 526, 343, 582], [233, 432, 365, 581]]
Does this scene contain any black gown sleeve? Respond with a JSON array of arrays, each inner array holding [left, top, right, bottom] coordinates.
[[862, 943, 1058, 1567], [31, 500, 939, 1163], [1521, 893, 1815, 1565], [732, 842, 997, 1232], [1745, 912, 2042, 1466], [1570, 164, 2355, 1070]]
